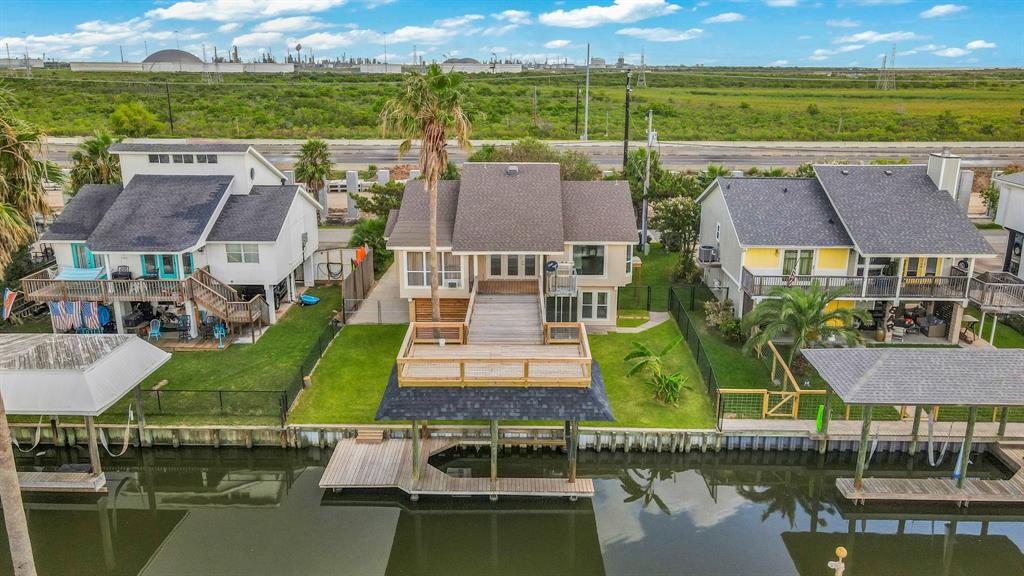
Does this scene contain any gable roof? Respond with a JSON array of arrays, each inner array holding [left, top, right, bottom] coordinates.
[[207, 185, 300, 242], [41, 184, 123, 242], [386, 180, 460, 248], [453, 163, 565, 252], [561, 180, 637, 243], [814, 164, 992, 256], [87, 174, 233, 252], [109, 142, 250, 153], [716, 177, 852, 247], [995, 172, 1024, 187]]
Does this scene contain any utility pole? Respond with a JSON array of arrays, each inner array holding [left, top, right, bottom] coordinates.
[[582, 43, 590, 141], [637, 48, 647, 88], [574, 80, 580, 135], [622, 69, 633, 172], [641, 109, 655, 254], [164, 83, 174, 134]]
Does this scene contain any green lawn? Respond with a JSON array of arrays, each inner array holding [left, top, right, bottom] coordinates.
[[289, 324, 408, 424], [589, 320, 715, 429], [0, 316, 51, 334], [291, 320, 716, 428], [688, 303, 774, 389], [974, 222, 1003, 230], [971, 307, 1024, 349], [632, 243, 678, 287]]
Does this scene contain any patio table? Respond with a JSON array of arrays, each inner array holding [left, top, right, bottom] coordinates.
[[960, 314, 978, 344]]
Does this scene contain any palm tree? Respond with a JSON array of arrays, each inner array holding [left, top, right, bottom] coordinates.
[[625, 338, 690, 405], [380, 63, 471, 324], [697, 164, 732, 189], [294, 139, 332, 223], [742, 282, 869, 371], [1, 88, 62, 278], [68, 132, 121, 195]]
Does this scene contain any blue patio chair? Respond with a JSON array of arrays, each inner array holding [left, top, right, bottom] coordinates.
[[148, 319, 162, 341]]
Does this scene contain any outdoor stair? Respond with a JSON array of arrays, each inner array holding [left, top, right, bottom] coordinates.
[[356, 428, 386, 444], [187, 268, 266, 326], [467, 294, 543, 344]]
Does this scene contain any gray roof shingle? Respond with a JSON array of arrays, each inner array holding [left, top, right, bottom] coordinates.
[[207, 185, 299, 242], [385, 180, 459, 248], [995, 172, 1024, 187], [718, 177, 852, 247], [87, 174, 233, 252], [383, 209, 399, 238], [814, 165, 993, 256], [375, 362, 614, 421], [802, 348, 1024, 406], [453, 163, 565, 252], [41, 184, 123, 242], [109, 142, 250, 153], [562, 180, 637, 243]]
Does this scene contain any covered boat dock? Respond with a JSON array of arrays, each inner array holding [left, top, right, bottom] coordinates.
[[803, 347, 1024, 506]]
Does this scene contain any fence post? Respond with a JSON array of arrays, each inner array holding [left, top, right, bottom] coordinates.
[[646, 286, 652, 311], [218, 390, 224, 412], [280, 392, 288, 428], [689, 285, 695, 311], [156, 390, 162, 412]]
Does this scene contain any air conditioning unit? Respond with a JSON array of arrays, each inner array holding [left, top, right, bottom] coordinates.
[[446, 281, 459, 288]]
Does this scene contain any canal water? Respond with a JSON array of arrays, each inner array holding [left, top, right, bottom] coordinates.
[[3, 446, 1024, 575]]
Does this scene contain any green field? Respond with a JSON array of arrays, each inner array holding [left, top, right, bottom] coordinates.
[[6, 68, 1024, 141]]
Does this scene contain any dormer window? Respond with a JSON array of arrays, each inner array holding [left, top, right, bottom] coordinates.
[[196, 154, 218, 164], [149, 154, 170, 164]]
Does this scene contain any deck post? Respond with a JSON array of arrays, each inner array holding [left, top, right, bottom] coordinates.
[[133, 385, 148, 447], [85, 416, 102, 475], [410, 419, 420, 484], [568, 420, 579, 484], [908, 406, 923, 455], [853, 405, 873, 490], [989, 314, 998, 345], [957, 407, 977, 490], [999, 406, 1009, 437], [490, 420, 498, 484], [818, 391, 833, 454]]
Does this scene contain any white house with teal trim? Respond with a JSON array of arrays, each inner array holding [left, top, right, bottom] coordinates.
[[31, 142, 321, 336]]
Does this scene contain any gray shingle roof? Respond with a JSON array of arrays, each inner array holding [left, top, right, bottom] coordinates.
[[995, 172, 1024, 187], [562, 180, 637, 243], [718, 177, 852, 247], [87, 174, 233, 252], [41, 184, 123, 242], [208, 185, 299, 242], [383, 209, 399, 238], [109, 142, 250, 153], [802, 348, 1024, 406], [385, 180, 459, 248], [453, 163, 565, 252], [814, 165, 993, 256], [375, 362, 614, 421]]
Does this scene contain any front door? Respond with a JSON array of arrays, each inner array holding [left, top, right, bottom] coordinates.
[[488, 254, 538, 278], [142, 254, 179, 279], [72, 244, 96, 268]]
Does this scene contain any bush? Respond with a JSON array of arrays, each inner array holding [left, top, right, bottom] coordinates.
[[718, 318, 746, 344], [671, 256, 701, 283], [703, 298, 736, 329], [109, 101, 162, 137]]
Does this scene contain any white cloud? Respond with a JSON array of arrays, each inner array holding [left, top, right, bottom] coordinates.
[[232, 31, 283, 47], [915, 43, 943, 51], [966, 39, 996, 49], [769, 59, 788, 66], [615, 27, 703, 42], [253, 16, 328, 33], [434, 14, 484, 28], [217, 22, 241, 33], [798, 35, 812, 40], [826, 18, 859, 27], [492, 9, 532, 24], [480, 24, 519, 36], [544, 39, 572, 48], [148, 0, 348, 22], [292, 29, 383, 49], [387, 25, 457, 45], [703, 12, 743, 24], [364, 0, 396, 7], [920, 4, 967, 18], [0, 17, 206, 59], [809, 44, 864, 60], [539, 0, 680, 29], [483, 46, 508, 54], [765, 0, 798, 6], [834, 30, 921, 44], [934, 47, 968, 57]]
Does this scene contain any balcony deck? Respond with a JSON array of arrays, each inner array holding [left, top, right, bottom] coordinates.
[[741, 267, 969, 300], [21, 268, 187, 304]]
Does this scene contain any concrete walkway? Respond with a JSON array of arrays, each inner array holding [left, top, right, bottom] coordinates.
[[607, 311, 669, 334], [347, 264, 409, 324]]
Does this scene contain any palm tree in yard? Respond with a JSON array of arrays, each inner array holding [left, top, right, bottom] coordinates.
[[742, 282, 868, 372], [380, 63, 471, 324], [294, 138, 332, 223], [0, 88, 53, 575], [68, 132, 121, 195]]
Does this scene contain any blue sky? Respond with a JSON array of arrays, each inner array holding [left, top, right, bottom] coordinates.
[[1, 1, 1020, 67]]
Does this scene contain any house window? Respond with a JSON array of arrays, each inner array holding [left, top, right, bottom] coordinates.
[[407, 251, 461, 288], [141, 254, 178, 279], [905, 257, 920, 277], [183, 253, 195, 275], [183, 154, 194, 164], [507, 254, 519, 276], [442, 252, 462, 288], [172, 154, 184, 164], [196, 154, 218, 164], [783, 250, 813, 276], [149, 154, 160, 163], [71, 244, 96, 268], [490, 255, 502, 276], [625, 245, 634, 275], [546, 295, 578, 322], [226, 244, 259, 264], [141, 255, 159, 276], [573, 245, 605, 276], [925, 258, 938, 276], [524, 255, 537, 276], [406, 252, 427, 286], [581, 291, 609, 320]]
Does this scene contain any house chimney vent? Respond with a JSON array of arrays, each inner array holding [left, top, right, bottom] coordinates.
[[506, 165, 519, 176], [841, 169, 850, 175], [782, 187, 788, 193], [884, 169, 893, 176]]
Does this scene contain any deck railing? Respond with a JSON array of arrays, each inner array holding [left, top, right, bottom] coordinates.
[[21, 268, 188, 304], [957, 269, 1024, 313], [741, 268, 969, 300], [543, 321, 585, 344]]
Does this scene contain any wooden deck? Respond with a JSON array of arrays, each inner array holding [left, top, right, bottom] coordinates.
[[18, 471, 107, 493], [320, 438, 595, 498], [837, 443, 1024, 506]]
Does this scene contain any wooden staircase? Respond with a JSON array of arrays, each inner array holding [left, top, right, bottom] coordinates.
[[467, 294, 543, 344], [187, 268, 266, 325], [356, 428, 385, 444]]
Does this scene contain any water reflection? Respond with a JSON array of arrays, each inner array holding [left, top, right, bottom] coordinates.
[[0, 447, 1022, 575]]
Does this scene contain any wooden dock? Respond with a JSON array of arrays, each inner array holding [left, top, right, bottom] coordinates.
[[837, 443, 1024, 506], [319, 438, 595, 499], [18, 471, 107, 493]]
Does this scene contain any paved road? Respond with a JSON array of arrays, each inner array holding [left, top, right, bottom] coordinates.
[[45, 138, 1024, 171]]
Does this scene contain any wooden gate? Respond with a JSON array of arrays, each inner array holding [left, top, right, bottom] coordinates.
[[765, 391, 799, 418]]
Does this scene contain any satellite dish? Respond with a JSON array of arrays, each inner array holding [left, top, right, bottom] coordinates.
[[544, 261, 559, 273], [295, 43, 303, 52]]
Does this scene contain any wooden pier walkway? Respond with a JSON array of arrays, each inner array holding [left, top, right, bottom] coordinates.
[[319, 438, 595, 499], [18, 471, 107, 493], [837, 443, 1024, 506]]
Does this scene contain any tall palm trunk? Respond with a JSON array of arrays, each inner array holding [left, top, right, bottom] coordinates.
[[0, 392, 36, 576], [428, 177, 440, 323]]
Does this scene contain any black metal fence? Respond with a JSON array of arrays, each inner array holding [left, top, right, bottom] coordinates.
[[668, 285, 726, 429]]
